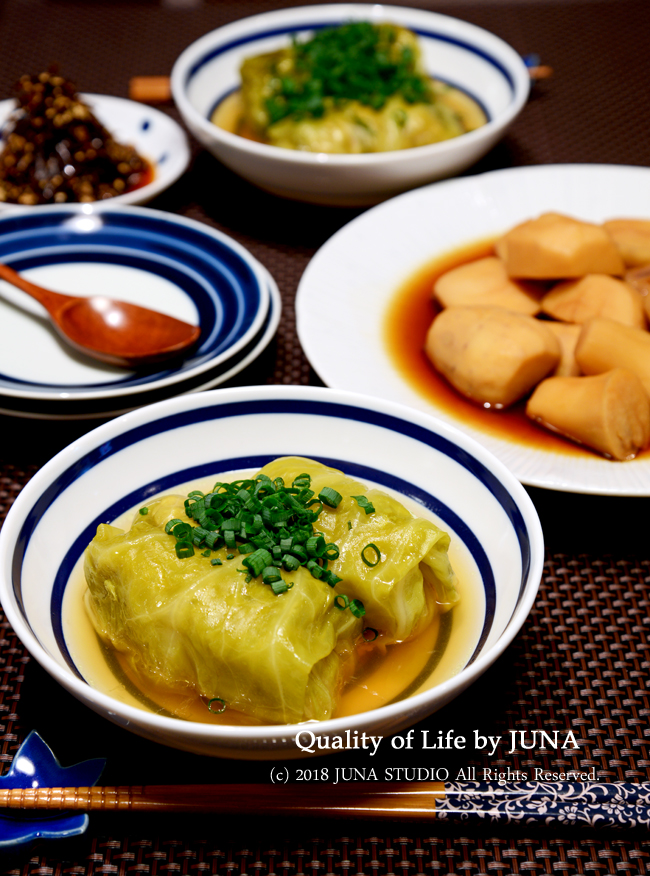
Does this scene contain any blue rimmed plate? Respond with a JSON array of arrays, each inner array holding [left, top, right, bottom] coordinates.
[[0, 94, 190, 211], [0, 384, 543, 759], [0, 204, 275, 418]]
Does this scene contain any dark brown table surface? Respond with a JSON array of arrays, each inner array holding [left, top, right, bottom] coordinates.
[[2, 0, 650, 870]]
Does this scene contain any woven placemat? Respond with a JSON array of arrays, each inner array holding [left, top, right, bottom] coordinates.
[[1, 545, 649, 871], [1, 0, 650, 869], [4, 831, 650, 874]]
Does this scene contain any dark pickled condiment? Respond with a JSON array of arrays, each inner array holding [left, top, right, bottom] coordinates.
[[0, 70, 150, 205]]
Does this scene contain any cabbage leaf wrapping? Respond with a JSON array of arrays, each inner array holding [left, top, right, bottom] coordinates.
[[239, 24, 485, 154], [258, 459, 459, 641], [84, 457, 458, 725]]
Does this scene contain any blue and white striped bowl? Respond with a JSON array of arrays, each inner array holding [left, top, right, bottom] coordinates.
[[0, 386, 543, 758], [171, 4, 530, 206]]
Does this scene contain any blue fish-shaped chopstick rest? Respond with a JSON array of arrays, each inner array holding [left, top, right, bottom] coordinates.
[[0, 731, 105, 849]]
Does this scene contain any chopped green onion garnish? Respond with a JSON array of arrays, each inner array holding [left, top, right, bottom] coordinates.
[[361, 543, 381, 567], [282, 554, 300, 572], [208, 697, 227, 714], [352, 495, 375, 515], [139, 507, 148, 515], [322, 570, 342, 587], [319, 487, 342, 508], [362, 627, 379, 642], [243, 548, 273, 577], [349, 599, 366, 618], [192, 527, 211, 546], [334, 594, 350, 610], [175, 540, 194, 559], [306, 535, 326, 557], [264, 22, 433, 125], [205, 532, 221, 550], [163, 468, 369, 615], [262, 566, 283, 585], [271, 579, 291, 595], [306, 559, 323, 579], [289, 544, 308, 563]]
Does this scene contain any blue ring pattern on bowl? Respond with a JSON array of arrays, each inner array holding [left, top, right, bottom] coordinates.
[[0, 208, 267, 391], [191, 21, 512, 125], [9, 398, 529, 681]]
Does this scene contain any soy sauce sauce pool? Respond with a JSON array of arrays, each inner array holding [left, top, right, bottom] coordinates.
[[384, 240, 595, 458], [62, 469, 484, 726]]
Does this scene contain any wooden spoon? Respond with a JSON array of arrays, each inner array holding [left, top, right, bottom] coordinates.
[[0, 262, 201, 368]]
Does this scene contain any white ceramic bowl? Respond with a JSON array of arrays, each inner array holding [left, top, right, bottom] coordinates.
[[171, 4, 530, 206], [0, 385, 543, 759]]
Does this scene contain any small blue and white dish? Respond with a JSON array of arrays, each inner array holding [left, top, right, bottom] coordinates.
[[0, 204, 277, 418], [171, 4, 530, 206], [0, 94, 190, 211], [0, 731, 104, 850], [0, 385, 544, 759]]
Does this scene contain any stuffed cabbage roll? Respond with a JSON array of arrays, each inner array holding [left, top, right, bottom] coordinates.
[[258, 458, 459, 641], [85, 503, 361, 725], [84, 457, 458, 725], [235, 22, 486, 154]]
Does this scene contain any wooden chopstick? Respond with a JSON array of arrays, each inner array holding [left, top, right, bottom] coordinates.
[[129, 76, 172, 103], [127, 64, 552, 104], [527, 65, 553, 80], [0, 782, 444, 819], [1, 781, 647, 827]]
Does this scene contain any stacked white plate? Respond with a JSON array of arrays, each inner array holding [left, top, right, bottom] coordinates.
[[0, 204, 280, 419]]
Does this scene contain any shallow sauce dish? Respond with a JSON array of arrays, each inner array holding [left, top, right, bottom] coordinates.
[[297, 164, 650, 495], [0, 732, 104, 850], [171, 4, 530, 206], [0, 94, 190, 211], [0, 385, 543, 759]]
